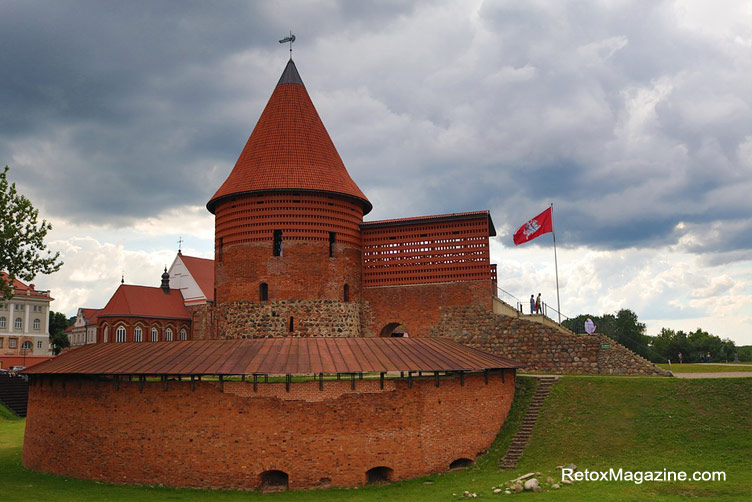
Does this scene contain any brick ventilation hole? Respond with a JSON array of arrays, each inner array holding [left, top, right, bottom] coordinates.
[[449, 458, 474, 469], [259, 470, 288, 492], [366, 466, 394, 484]]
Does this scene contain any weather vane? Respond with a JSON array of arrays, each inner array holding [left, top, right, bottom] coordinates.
[[279, 31, 296, 58]]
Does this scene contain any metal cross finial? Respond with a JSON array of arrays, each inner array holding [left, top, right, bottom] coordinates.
[[177, 236, 184, 253], [279, 31, 296, 58]]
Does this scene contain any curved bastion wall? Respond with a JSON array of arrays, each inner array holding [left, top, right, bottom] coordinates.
[[23, 371, 515, 490]]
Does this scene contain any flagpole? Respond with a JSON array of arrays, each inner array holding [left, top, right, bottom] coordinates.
[[551, 202, 561, 323]]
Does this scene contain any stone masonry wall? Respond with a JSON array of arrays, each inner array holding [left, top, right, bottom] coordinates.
[[431, 305, 669, 375], [217, 299, 362, 338], [23, 371, 515, 490]]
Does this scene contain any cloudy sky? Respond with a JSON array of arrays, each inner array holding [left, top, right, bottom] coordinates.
[[2, 0, 750, 345]]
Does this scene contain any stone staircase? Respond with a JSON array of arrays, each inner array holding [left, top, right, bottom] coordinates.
[[499, 376, 559, 470]]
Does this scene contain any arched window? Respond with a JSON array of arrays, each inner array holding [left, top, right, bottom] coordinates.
[[259, 282, 269, 301], [151, 327, 159, 342], [14, 317, 22, 329], [134, 326, 143, 342], [343, 284, 350, 303], [21, 341, 32, 350], [116, 326, 126, 343], [103, 325, 109, 343], [33, 318, 41, 330], [0, 317, 5, 328], [179, 328, 187, 341], [165, 328, 173, 341]]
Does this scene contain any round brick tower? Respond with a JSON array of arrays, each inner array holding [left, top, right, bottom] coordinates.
[[207, 59, 372, 338]]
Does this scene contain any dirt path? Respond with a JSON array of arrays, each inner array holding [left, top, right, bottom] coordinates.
[[672, 372, 752, 379]]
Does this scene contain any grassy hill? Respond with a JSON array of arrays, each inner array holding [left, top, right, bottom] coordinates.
[[0, 376, 749, 501]]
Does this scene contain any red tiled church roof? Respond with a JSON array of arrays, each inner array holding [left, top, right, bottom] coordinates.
[[97, 284, 189, 320], [207, 59, 371, 214], [179, 254, 214, 302]]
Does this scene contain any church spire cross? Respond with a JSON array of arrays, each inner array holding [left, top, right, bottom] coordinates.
[[177, 236, 184, 254], [279, 31, 295, 58]]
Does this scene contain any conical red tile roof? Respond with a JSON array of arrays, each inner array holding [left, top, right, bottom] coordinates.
[[207, 60, 371, 214]]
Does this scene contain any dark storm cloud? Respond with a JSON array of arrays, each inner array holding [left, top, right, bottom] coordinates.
[[1, 0, 749, 258]]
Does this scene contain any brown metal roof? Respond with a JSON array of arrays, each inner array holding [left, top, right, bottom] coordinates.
[[25, 338, 521, 376]]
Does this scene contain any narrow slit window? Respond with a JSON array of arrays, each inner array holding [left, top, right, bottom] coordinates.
[[260, 282, 269, 301], [289, 316, 294, 332], [273, 230, 283, 256], [344, 284, 350, 303], [218, 237, 224, 262], [329, 232, 336, 257]]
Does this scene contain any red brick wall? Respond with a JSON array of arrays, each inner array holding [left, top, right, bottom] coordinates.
[[214, 192, 364, 306], [362, 280, 493, 337], [23, 371, 515, 490]]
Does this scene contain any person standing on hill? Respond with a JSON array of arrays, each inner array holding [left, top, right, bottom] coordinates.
[[530, 294, 535, 314], [678, 352, 683, 364], [535, 293, 542, 314], [584, 318, 596, 335]]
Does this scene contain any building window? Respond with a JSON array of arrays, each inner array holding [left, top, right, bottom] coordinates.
[[151, 327, 159, 342], [218, 237, 224, 262], [21, 341, 32, 350], [0, 317, 5, 329], [165, 328, 173, 341], [289, 316, 294, 333], [103, 326, 109, 343], [9, 338, 17, 349], [134, 326, 143, 342], [16, 304, 23, 311], [14, 318, 22, 329], [344, 284, 350, 303], [179, 328, 187, 341], [273, 229, 283, 256], [37, 341, 42, 349], [0, 338, 3, 348], [329, 232, 336, 257], [259, 282, 269, 301], [33, 318, 41, 330], [116, 326, 126, 343]]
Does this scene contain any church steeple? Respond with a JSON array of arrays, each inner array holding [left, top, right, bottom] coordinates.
[[206, 59, 371, 215]]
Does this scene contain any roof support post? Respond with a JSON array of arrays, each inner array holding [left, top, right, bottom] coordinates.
[[460, 371, 465, 387], [61, 377, 66, 389], [219, 375, 224, 392], [434, 371, 440, 387], [484, 369, 489, 385], [408, 371, 413, 388], [190, 375, 195, 392], [350, 373, 355, 390], [359, 372, 363, 380], [162, 375, 168, 391], [114, 375, 120, 391], [139, 376, 145, 393], [380, 372, 385, 389], [319, 372, 324, 391], [286, 374, 291, 392], [253, 374, 258, 393], [502, 369, 505, 383]]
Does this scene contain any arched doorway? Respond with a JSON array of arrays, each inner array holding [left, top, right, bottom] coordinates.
[[379, 323, 409, 338], [449, 458, 474, 469]]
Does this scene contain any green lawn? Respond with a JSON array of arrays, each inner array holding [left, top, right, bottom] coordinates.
[[0, 376, 749, 501], [658, 363, 752, 373]]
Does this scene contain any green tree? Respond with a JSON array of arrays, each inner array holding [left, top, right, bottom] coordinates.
[[48, 310, 70, 355], [0, 166, 62, 299]]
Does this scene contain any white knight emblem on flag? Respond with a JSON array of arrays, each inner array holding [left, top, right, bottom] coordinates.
[[523, 219, 540, 237]]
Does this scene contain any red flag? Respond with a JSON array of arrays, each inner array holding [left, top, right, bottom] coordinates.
[[513, 207, 553, 245]]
